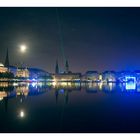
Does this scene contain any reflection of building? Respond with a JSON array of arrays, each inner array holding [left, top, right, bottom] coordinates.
[[16, 86, 29, 96], [16, 67, 29, 78], [0, 91, 7, 100], [86, 82, 98, 93], [0, 63, 8, 73], [55, 89, 71, 104], [52, 82, 81, 90]]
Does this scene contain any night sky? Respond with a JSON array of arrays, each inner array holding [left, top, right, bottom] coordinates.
[[0, 7, 140, 73]]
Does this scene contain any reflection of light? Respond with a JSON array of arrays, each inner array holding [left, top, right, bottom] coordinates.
[[108, 83, 113, 91], [98, 82, 103, 90], [0, 97, 3, 101], [20, 110, 25, 118], [137, 83, 140, 92], [32, 82, 37, 87], [61, 82, 67, 86], [125, 76, 136, 90], [52, 78, 57, 87], [13, 82, 18, 86], [59, 89, 64, 94], [52, 81, 56, 87], [99, 75, 102, 81]]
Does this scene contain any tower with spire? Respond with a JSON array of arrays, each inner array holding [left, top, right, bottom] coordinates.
[[65, 60, 69, 73], [4, 48, 10, 68], [55, 60, 59, 74]]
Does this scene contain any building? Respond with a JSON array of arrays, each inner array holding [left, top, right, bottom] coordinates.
[[52, 72, 81, 82], [84, 71, 99, 82], [102, 71, 117, 82], [117, 71, 135, 82], [28, 68, 51, 80], [0, 63, 8, 73], [53, 59, 81, 82], [135, 70, 140, 83], [16, 67, 29, 78]]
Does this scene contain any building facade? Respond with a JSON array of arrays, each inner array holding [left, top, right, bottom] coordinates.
[[102, 71, 117, 82], [16, 68, 29, 78], [84, 71, 99, 82], [52, 73, 81, 82], [0, 63, 8, 73]]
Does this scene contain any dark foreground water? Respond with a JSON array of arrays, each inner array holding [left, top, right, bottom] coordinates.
[[0, 81, 140, 133]]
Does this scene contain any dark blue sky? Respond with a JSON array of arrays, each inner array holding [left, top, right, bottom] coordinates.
[[0, 7, 140, 73]]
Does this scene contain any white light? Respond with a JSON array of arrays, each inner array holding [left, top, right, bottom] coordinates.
[[20, 45, 27, 53], [20, 110, 25, 118]]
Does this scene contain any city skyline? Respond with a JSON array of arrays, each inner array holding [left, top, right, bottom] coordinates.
[[0, 8, 140, 73]]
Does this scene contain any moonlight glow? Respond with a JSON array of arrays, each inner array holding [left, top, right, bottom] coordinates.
[[20, 45, 27, 53]]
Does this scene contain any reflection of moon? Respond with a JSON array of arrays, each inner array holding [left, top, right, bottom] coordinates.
[[20, 110, 25, 118], [20, 45, 27, 53]]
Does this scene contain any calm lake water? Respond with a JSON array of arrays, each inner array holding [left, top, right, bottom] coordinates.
[[0, 81, 140, 133]]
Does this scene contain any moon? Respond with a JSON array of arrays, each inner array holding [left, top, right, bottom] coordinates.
[[20, 44, 27, 53]]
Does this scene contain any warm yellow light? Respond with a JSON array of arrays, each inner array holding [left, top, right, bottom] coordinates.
[[98, 82, 103, 90], [20, 45, 27, 53], [99, 75, 102, 80]]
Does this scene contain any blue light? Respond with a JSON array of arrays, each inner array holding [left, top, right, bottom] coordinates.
[[31, 82, 36, 87], [125, 76, 136, 90], [59, 89, 65, 94]]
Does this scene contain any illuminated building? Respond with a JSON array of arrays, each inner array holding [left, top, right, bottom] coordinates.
[[134, 70, 140, 83], [28, 68, 51, 80], [0, 63, 8, 73], [16, 67, 29, 78], [84, 71, 99, 82], [102, 71, 117, 82], [53, 59, 81, 81], [52, 73, 81, 82], [0, 91, 7, 101]]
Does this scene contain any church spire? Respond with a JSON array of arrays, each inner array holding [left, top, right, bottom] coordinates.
[[65, 60, 69, 73], [55, 60, 59, 74], [4, 48, 9, 67]]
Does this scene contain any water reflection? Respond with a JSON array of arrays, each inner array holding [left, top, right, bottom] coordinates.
[[0, 81, 140, 114], [0, 81, 140, 100], [0, 81, 140, 132]]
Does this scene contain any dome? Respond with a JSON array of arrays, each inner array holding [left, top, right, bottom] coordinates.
[[0, 63, 4, 67]]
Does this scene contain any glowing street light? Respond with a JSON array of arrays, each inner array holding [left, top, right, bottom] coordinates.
[[20, 44, 27, 53]]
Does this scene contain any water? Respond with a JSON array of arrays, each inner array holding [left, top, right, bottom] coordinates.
[[0, 81, 140, 133]]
